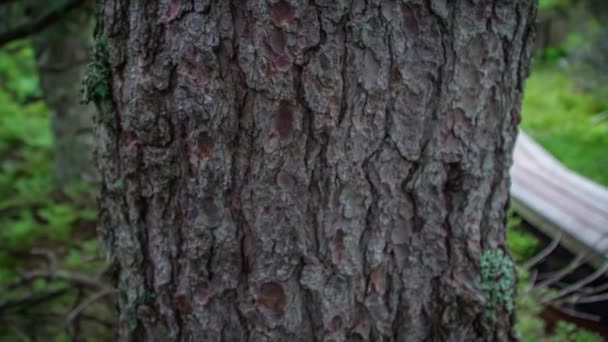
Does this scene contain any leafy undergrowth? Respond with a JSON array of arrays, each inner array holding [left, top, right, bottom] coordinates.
[[521, 66, 608, 186], [0, 41, 113, 341], [507, 210, 602, 341]]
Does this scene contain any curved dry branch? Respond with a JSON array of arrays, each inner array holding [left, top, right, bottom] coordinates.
[[523, 234, 561, 270], [541, 261, 608, 305]]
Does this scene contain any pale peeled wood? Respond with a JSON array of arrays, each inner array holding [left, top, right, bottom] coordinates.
[[511, 131, 608, 267]]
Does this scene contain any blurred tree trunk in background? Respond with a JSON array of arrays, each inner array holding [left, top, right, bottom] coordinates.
[[95, 1, 536, 340], [28, 0, 97, 186]]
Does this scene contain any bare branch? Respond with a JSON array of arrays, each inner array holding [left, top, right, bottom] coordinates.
[[0, 288, 69, 313], [523, 234, 561, 270], [533, 233, 608, 291], [551, 304, 601, 322], [533, 254, 586, 291], [30, 247, 58, 271], [541, 262, 608, 305], [66, 289, 116, 323], [574, 291, 608, 304], [4, 269, 106, 291], [0, 0, 86, 47], [580, 281, 608, 297]]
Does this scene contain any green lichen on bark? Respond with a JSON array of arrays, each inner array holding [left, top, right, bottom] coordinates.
[[83, 35, 113, 124], [479, 248, 515, 317]]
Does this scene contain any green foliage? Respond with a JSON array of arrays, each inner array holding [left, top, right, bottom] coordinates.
[[479, 249, 515, 316], [0, 41, 109, 341], [552, 321, 602, 341], [507, 211, 602, 341], [506, 210, 540, 263], [538, 46, 567, 65], [539, 0, 575, 10], [522, 67, 608, 186]]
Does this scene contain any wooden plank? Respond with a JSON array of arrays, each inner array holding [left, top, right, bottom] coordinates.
[[510, 132, 608, 267]]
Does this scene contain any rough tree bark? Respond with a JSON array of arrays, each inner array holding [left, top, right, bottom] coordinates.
[[30, 0, 98, 185], [95, 0, 535, 340]]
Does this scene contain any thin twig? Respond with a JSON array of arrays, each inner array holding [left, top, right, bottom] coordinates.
[[523, 234, 561, 270], [522, 268, 538, 294], [66, 289, 116, 323], [551, 304, 601, 322], [574, 291, 608, 304], [5, 270, 105, 290], [30, 247, 58, 271], [541, 261, 608, 305], [0, 288, 69, 313], [579, 281, 608, 297], [533, 253, 586, 290], [0, 0, 86, 47], [533, 231, 608, 290]]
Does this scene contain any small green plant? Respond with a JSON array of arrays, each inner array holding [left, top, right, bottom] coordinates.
[[82, 35, 115, 125], [479, 248, 516, 316], [514, 268, 602, 342], [82, 35, 109, 103], [83, 36, 109, 99], [507, 207, 602, 341], [506, 209, 540, 263]]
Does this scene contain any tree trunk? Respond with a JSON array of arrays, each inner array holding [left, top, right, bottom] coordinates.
[[31, 1, 98, 185], [95, 1, 536, 340]]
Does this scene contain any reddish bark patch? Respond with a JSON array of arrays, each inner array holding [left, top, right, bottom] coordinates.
[[165, 0, 181, 22], [331, 229, 346, 265], [242, 226, 253, 274], [120, 131, 137, 146], [350, 304, 367, 329], [273, 54, 291, 72], [257, 282, 287, 313], [175, 294, 191, 314], [273, 102, 293, 140], [327, 315, 343, 332], [390, 67, 401, 85], [368, 264, 386, 295], [475, 4, 490, 19], [277, 170, 296, 189], [270, 1, 295, 26], [268, 29, 286, 55], [196, 134, 214, 160], [511, 109, 521, 127], [193, 287, 211, 306], [261, 62, 276, 77], [184, 60, 209, 87], [401, 5, 420, 36], [262, 30, 292, 73], [181, 46, 209, 88]]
